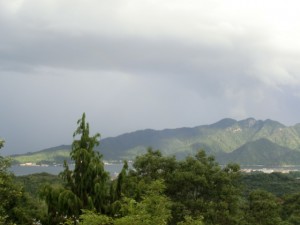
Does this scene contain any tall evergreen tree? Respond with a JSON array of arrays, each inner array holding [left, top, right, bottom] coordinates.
[[61, 113, 110, 214], [0, 140, 4, 149], [42, 114, 110, 224]]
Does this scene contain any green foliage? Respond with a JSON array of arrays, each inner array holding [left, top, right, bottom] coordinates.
[[281, 193, 300, 225], [61, 113, 109, 213], [15, 172, 63, 198], [0, 140, 4, 149], [245, 190, 282, 225], [241, 172, 300, 197], [114, 180, 172, 225], [40, 184, 66, 224], [110, 160, 129, 204], [79, 180, 172, 225], [133, 148, 177, 182], [167, 151, 242, 225], [10, 116, 300, 225], [130, 149, 242, 225], [79, 210, 113, 225], [0, 142, 45, 224], [177, 216, 204, 225], [41, 113, 110, 224]]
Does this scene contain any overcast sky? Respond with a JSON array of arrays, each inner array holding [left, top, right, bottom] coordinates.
[[1, 0, 300, 155]]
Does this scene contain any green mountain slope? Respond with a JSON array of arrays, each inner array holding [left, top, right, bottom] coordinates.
[[10, 118, 300, 165], [98, 118, 300, 160], [217, 138, 300, 165], [11, 145, 71, 164]]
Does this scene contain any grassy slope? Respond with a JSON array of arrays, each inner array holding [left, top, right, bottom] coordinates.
[[12, 149, 70, 164], [217, 138, 300, 165]]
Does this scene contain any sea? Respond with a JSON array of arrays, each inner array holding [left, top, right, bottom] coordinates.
[[9, 164, 300, 176], [10, 163, 125, 176]]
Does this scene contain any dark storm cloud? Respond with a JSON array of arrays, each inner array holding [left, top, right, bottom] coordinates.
[[1, 0, 300, 154], [0, 25, 265, 100]]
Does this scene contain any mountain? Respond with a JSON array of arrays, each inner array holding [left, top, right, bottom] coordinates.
[[98, 118, 300, 160], [11, 145, 71, 165], [216, 138, 300, 165], [10, 118, 300, 165]]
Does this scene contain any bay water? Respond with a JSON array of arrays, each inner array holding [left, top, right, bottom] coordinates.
[[10, 163, 125, 176]]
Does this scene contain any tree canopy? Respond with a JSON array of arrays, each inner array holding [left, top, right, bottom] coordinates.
[[5, 114, 300, 225], [0, 140, 45, 224], [41, 113, 110, 224], [0, 140, 4, 149]]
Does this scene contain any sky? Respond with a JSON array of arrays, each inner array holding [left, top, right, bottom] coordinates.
[[1, 0, 300, 155]]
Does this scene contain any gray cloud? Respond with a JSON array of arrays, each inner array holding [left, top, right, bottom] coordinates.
[[1, 0, 300, 154]]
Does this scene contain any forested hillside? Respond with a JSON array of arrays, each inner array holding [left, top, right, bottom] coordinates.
[[11, 118, 300, 165], [2, 115, 300, 225], [98, 118, 300, 161]]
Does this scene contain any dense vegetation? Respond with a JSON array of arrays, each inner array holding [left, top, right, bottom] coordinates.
[[2, 115, 300, 224], [0, 140, 47, 224]]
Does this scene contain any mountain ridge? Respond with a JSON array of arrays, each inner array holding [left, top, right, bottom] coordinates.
[[216, 138, 300, 166], [10, 118, 300, 165]]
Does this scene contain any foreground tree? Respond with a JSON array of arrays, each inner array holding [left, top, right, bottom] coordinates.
[[61, 113, 109, 213], [167, 151, 242, 225], [245, 190, 283, 225], [0, 140, 11, 224], [0, 140, 3, 149], [130, 149, 242, 225], [281, 192, 300, 225], [114, 180, 172, 225], [78, 180, 172, 225], [0, 141, 44, 224], [43, 113, 110, 224]]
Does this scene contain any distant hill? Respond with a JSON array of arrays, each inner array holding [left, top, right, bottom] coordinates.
[[216, 138, 300, 165], [10, 118, 300, 165], [11, 145, 71, 165]]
